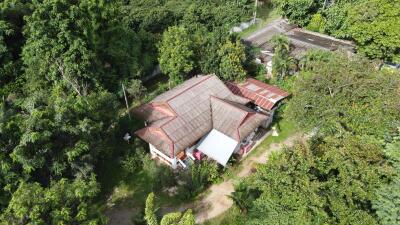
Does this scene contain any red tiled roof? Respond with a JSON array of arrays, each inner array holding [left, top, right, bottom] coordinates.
[[226, 78, 289, 110]]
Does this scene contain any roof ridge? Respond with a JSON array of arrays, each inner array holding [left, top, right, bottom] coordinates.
[[165, 74, 214, 103], [210, 95, 252, 114]]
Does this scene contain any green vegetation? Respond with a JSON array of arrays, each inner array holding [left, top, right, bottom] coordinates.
[[1, 0, 400, 224], [0, 0, 254, 223], [270, 35, 296, 79], [240, 3, 280, 38], [145, 193, 195, 225], [226, 51, 400, 225], [273, 0, 400, 63], [158, 26, 194, 85]]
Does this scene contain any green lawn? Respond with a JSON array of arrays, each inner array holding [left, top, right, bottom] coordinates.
[[239, 4, 280, 38]]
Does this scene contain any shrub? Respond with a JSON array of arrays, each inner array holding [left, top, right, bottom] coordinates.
[[142, 156, 175, 192], [178, 160, 221, 200], [306, 13, 326, 33]]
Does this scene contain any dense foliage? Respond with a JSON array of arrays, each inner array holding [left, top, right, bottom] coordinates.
[[230, 51, 400, 225], [145, 192, 195, 225], [0, 0, 254, 223], [273, 0, 400, 63], [270, 35, 296, 79], [287, 52, 400, 137], [373, 130, 400, 225], [245, 135, 387, 224]]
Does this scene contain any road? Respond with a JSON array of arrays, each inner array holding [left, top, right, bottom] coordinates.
[[243, 18, 295, 47]]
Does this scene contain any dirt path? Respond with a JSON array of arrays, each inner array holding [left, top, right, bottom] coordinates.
[[193, 133, 303, 223], [106, 133, 303, 224]]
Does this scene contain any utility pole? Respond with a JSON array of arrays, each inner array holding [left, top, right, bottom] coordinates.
[[121, 83, 131, 120], [253, 0, 258, 24]]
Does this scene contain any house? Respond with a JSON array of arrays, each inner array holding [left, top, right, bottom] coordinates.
[[244, 19, 355, 76], [133, 74, 288, 169]]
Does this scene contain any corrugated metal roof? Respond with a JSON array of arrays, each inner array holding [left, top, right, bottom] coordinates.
[[196, 129, 238, 166], [226, 78, 289, 111], [134, 75, 268, 158]]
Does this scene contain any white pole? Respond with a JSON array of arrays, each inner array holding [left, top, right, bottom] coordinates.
[[122, 83, 131, 120], [253, 0, 258, 24]]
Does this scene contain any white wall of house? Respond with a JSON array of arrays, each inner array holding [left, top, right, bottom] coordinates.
[[149, 144, 177, 169]]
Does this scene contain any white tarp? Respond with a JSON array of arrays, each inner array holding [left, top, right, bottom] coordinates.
[[196, 129, 238, 166]]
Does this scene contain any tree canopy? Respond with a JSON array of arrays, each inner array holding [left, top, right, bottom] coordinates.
[[287, 51, 400, 137], [0, 0, 255, 223]]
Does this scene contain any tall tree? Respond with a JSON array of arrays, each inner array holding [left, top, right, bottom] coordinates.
[[217, 39, 247, 81], [270, 35, 296, 80], [272, 0, 324, 26], [346, 0, 400, 63], [158, 26, 194, 85]]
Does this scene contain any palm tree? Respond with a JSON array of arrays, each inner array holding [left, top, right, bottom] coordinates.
[[228, 182, 261, 214], [270, 35, 296, 79]]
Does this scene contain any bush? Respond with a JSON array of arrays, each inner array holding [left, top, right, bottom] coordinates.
[[142, 156, 175, 192], [306, 13, 326, 33], [120, 150, 146, 175], [178, 160, 221, 200], [120, 138, 146, 175]]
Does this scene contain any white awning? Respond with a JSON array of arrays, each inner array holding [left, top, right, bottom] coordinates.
[[196, 129, 239, 166]]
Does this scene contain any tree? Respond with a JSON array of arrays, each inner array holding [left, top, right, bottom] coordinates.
[[217, 39, 247, 81], [243, 135, 386, 224], [158, 26, 194, 85], [144, 193, 195, 225], [145, 193, 158, 225], [287, 51, 400, 138], [229, 182, 260, 214], [0, 0, 31, 96], [346, 0, 400, 63], [373, 129, 400, 225], [6, 89, 118, 182], [272, 0, 324, 26], [270, 35, 296, 79], [23, 0, 143, 94], [1, 176, 104, 224]]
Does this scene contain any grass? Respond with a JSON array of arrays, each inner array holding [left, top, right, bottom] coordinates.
[[239, 4, 280, 38], [202, 206, 244, 225]]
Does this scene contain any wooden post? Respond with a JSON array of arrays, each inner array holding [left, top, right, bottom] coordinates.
[[121, 83, 131, 120]]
